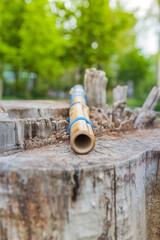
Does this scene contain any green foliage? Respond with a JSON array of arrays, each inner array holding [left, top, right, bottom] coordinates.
[[0, 0, 158, 101], [117, 49, 149, 84], [115, 50, 157, 104], [126, 98, 143, 108], [54, 0, 137, 82], [20, 0, 64, 78], [0, 0, 25, 67]]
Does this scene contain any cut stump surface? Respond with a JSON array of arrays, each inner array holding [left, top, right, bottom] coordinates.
[[0, 128, 159, 240]]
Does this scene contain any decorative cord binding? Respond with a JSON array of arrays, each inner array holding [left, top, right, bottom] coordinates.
[[69, 117, 93, 135], [72, 85, 84, 90], [69, 101, 87, 110], [70, 91, 87, 103]]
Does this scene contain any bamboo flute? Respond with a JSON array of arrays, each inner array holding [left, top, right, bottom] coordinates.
[[69, 85, 95, 154]]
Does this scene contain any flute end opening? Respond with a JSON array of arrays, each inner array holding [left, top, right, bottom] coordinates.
[[72, 133, 94, 154]]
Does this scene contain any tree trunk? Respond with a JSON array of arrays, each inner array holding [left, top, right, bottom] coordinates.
[[0, 62, 4, 98], [24, 76, 31, 99], [14, 68, 19, 98], [33, 74, 38, 89], [79, 66, 84, 84], [32, 73, 39, 97], [0, 80, 3, 99]]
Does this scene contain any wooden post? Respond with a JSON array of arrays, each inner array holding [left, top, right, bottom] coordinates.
[[113, 85, 128, 103], [84, 68, 108, 108]]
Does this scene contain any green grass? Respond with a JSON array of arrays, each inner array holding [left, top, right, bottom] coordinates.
[[2, 96, 69, 101], [126, 98, 143, 108], [126, 97, 160, 111]]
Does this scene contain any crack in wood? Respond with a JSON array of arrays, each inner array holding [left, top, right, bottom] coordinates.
[[72, 169, 79, 202]]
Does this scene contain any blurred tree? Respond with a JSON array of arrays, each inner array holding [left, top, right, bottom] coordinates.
[[0, 0, 153, 100], [117, 48, 149, 93], [143, 0, 160, 86], [105, 5, 137, 88], [20, 0, 65, 97], [53, 0, 136, 83], [0, 0, 25, 96]]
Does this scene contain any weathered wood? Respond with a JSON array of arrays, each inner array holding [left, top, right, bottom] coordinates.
[[0, 100, 69, 152], [113, 85, 128, 103], [84, 76, 159, 129], [142, 86, 160, 110], [134, 87, 160, 127], [0, 129, 159, 240], [134, 109, 160, 127], [90, 101, 135, 133], [84, 68, 108, 108]]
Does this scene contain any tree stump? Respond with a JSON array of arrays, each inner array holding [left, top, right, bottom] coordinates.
[[0, 100, 69, 152], [0, 100, 160, 240], [84, 68, 108, 108]]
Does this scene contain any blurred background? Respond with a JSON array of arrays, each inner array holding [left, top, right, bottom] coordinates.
[[0, 0, 160, 108]]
